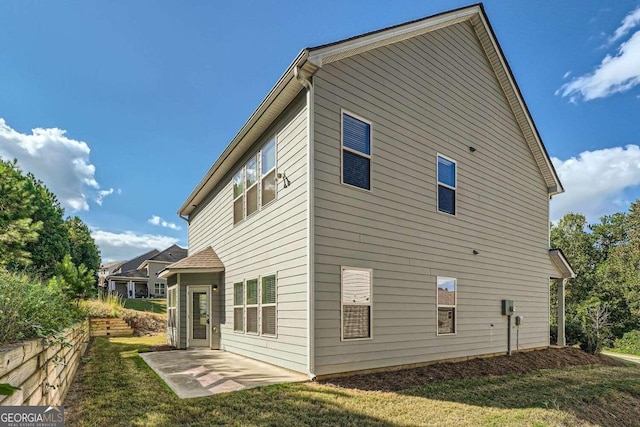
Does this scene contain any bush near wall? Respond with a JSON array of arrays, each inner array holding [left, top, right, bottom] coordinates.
[[0, 268, 80, 345]]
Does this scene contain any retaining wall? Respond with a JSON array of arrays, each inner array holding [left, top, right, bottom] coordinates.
[[0, 320, 89, 406]]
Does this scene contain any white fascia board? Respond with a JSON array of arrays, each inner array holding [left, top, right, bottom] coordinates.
[[474, 11, 563, 196], [308, 6, 479, 66]]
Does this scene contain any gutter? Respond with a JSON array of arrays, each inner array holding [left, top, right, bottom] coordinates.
[[178, 50, 310, 217], [294, 65, 316, 381]]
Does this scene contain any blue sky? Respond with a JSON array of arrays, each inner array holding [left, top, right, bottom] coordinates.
[[1, 1, 639, 262]]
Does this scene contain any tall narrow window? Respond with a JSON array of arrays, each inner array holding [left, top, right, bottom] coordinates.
[[261, 139, 276, 206], [437, 277, 456, 335], [233, 170, 244, 224], [246, 279, 259, 334], [245, 156, 258, 216], [233, 282, 244, 332], [437, 155, 456, 215], [342, 112, 371, 190], [341, 267, 372, 340], [167, 286, 178, 347], [261, 275, 277, 335]]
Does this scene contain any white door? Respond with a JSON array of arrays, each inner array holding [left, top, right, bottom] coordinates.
[[187, 286, 210, 347]]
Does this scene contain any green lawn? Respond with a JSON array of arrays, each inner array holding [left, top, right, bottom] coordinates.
[[65, 336, 640, 427], [123, 298, 166, 314]]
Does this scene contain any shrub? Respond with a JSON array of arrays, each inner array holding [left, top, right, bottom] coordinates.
[[612, 330, 640, 356], [0, 268, 80, 344], [580, 302, 612, 355], [80, 292, 124, 318]]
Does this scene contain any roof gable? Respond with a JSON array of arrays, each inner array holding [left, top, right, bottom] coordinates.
[[179, 4, 562, 216], [119, 249, 159, 274], [138, 244, 188, 269]]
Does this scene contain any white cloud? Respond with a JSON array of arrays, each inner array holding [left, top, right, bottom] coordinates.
[[609, 6, 640, 44], [562, 71, 572, 79], [550, 145, 640, 222], [557, 7, 640, 102], [557, 31, 640, 101], [0, 118, 115, 211], [148, 215, 181, 230], [91, 229, 180, 263]]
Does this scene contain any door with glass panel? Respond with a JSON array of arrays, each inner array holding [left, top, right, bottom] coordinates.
[[188, 286, 210, 347]]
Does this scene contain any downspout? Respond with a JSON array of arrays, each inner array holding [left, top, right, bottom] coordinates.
[[294, 65, 316, 380]]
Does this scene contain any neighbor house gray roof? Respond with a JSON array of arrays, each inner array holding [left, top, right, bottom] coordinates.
[[100, 260, 125, 270], [119, 249, 160, 273], [149, 245, 188, 263]]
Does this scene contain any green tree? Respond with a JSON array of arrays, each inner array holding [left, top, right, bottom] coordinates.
[[23, 173, 70, 279], [551, 213, 597, 308], [65, 216, 101, 275], [0, 159, 42, 269], [48, 254, 96, 300]]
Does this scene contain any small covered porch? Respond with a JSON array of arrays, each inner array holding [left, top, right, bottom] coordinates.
[[550, 248, 576, 346], [107, 271, 149, 299], [159, 247, 225, 350]]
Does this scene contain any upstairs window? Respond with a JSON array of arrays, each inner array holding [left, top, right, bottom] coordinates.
[[232, 139, 277, 225], [233, 170, 244, 224], [261, 139, 277, 206], [342, 112, 371, 190], [341, 267, 372, 340], [246, 156, 258, 217], [437, 155, 456, 215]]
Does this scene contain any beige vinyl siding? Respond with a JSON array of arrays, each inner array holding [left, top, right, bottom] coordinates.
[[188, 94, 308, 373], [313, 22, 552, 375]]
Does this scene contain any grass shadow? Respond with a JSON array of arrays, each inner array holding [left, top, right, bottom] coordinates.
[[401, 365, 640, 426], [65, 337, 401, 427]]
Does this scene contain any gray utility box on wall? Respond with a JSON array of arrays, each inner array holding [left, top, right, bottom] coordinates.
[[502, 299, 515, 315]]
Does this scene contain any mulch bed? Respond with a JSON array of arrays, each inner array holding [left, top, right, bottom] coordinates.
[[319, 347, 621, 392]]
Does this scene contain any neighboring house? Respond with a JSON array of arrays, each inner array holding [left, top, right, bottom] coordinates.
[[159, 4, 575, 378], [107, 245, 187, 298], [98, 260, 125, 288]]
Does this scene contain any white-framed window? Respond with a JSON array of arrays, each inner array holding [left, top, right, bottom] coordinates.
[[261, 138, 277, 206], [341, 267, 372, 340], [341, 111, 372, 191], [233, 282, 244, 332], [245, 278, 259, 334], [437, 277, 457, 335], [167, 286, 178, 346], [261, 274, 277, 336], [154, 282, 166, 296], [233, 170, 244, 224], [232, 138, 278, 225], [437, 155, 456, 215], [245, 155, 259, 217]]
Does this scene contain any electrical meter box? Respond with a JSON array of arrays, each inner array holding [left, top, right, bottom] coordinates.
[[501, 299, 515, 315]]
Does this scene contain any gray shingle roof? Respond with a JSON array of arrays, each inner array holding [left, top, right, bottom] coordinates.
[[147, 244, 188, 263]]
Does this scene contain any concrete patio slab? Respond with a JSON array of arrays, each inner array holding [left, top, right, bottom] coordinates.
[[140, 349, 309, 398]]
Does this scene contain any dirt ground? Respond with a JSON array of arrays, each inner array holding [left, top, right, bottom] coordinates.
[[121, 309, 165, 335], [320, 347, 621, 392]]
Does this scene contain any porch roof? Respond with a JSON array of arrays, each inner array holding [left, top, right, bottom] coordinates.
[[157, 247, 224, 279], [549, 249, 576, 279]]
